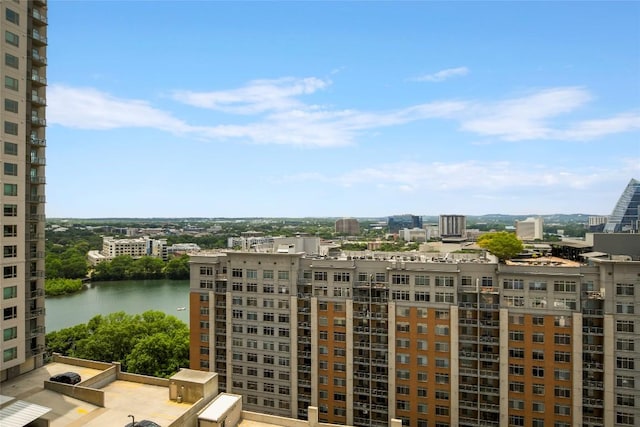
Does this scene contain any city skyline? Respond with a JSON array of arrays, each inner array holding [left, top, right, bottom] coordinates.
[[46, 2, 639, 218]]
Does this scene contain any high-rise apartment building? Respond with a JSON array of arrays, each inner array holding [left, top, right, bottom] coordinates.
[[439, 214, 466, 241], [1, 0, 48, 381], [189, 249, 639, 427]]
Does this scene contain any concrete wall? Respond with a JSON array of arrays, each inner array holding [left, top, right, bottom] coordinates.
[[44, 381, 105, 407], [52, 353, 112, 370]]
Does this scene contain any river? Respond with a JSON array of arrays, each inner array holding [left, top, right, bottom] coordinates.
[[45, 279, 190, 332]]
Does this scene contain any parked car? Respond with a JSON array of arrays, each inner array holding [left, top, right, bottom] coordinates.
[[124, 420, 161, 427], [49, 371, 81, 385]]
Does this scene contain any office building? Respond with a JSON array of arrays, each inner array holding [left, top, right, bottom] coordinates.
[[515, 217, 544, 241], [439, 214, 466, 241], [388, 215, 422, 233], [604, 178, 640, 233], [189, 248, 639, 427], [399, 227, 427, 242], [335, 218, 360, 235], [1, 0, 48, 381]]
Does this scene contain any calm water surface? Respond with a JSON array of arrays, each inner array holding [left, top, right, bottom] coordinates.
[[45, 279, 190, 332]]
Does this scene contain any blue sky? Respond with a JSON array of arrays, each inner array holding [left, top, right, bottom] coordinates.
[[46, 1, 640, 218]]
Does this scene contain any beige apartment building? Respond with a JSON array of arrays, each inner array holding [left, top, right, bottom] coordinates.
[[1, 0, 48, 381], [189, 249, 638, 427]]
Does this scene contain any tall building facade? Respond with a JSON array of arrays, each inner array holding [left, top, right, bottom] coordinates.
[[439, 214, 466, 240], [189, 250, 639, 427], [335, 218, 360, 235], [1, 0, 48, 381], [604, 178, 640, 233]]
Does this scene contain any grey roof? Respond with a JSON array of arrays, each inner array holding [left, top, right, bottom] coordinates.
[[0, 399, 51, 427]]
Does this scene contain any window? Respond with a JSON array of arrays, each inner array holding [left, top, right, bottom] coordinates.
[[509, 415, 524, 426], [3, 326, 18, 341], [435, 276, 454, 287], [554, 351, 571, 363], [617, 394, 635, 407], [529, 281, 547, 291], [554, 333, 570, 345], [392, 274, 410, 284], [415, 275, 429, 286], [509, 348, 524, 358], [617, 303, 635, 314], [554, 404, 570, 416], [333, 272, 350, 282], [3, 286, 17, 299], [553, 280, 576, 292], [5, 53, 18, 68], [554, 387, 570, 398], [4, 76, 18, 91], [509, 382, 524, 393], [333, 377, 345, 386], [435, 310, 449, 319], [554, 369, 570, 380], [278, 327, 289, 337], [263, 369, 274, 378], [532, 332, 544, 343], [509, 364, 524, 375], [617, 283, 634, 295], [3, 225, 17, 237], [314, 271, 327, 281], [333, 362, 345, 371], [509, 330, 524, 341], [4, 121, 18, 135], [263, 298, 274, 308], [397, 353, 410, 364], [435, 342, 449, 352], [3, 306, 17, 320], [435, 406, 449, 416], [435, 373, 449, 384], [277, 270, 289, 280], [617, 357, 635, 370], [232, 309, 243, 319], [617, 375, 635, 388], [4, 99, 18, 114], [4, 184, 18, 196], [5, 8, 19, 24], [532, 384, 544, 395], [532, 350, 544, 360], [4, 245, 17, 258], [4, 141, 18, 155], [532, 316, 544, 325], [617, 320, 635, 333], [3, 265, 17, 278], [617, 412, 635, 426], [509, 399, 524, 410], [3, 347, 17, 362], [397, 385, 409, 394], [503, 279, 524, 290], [5, 30, 19, 46], [4, 204, 17, 217], [397, 400, 410, 411], [434, 358, 447, 368], [417, 371, 428, 382], [397, 370, 410, 380], [435, 325, 449, 336], [503, 295, 524, 307], [435, 292, 454, 303]]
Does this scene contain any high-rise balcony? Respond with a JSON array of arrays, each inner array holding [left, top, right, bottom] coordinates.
[[31, 116, 46, 126], [32, 9, 47, 24], [28, 195, 46, 203], [28, 307, 46, 318], [31, 51, 47, 66], [31, 30, 47, 45], [30, 93, 46, 105], [30, 73, 47, 86], [30, 175, 46, 184]]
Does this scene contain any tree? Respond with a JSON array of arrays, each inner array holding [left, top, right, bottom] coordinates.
[[477, 231, 524, 261], [46, 310, 189, 378], [165, 255, 190, 279]]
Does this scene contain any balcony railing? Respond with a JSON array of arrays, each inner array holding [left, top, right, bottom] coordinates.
[[30, 93, 47, 105], [28, 195, 46, 203], [28, 307, 46, 318], [30, 136, 46, 146], [31, 74, 47, 85], [31, 30, 48, 44], [31, 116, 46, 126], [30, 176, 46, 184], [30, 156, 46, 166]]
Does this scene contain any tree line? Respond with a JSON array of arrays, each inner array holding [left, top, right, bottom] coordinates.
[[46, 311, 189, 378], [91, 254, 190, 281]]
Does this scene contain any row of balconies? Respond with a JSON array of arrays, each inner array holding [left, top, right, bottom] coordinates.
[[31, 8, 47, 24]]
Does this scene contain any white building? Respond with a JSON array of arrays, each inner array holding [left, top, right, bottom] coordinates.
[[439, 214, 467, 241], [100, 236, 168, 261], [399, 227, 427, 242], [515, 217, 544, 240]]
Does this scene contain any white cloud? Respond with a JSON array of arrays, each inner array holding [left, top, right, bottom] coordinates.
[[171, 77, 330, 114], [459, 87, 592, 141], [48, 79, 640, 148], [48, 85, 193, 133], [413, 66, 469, 82]]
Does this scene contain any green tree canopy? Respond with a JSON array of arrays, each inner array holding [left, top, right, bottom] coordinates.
[[46, 310, 189, 378], [477, 231, 524, 261]]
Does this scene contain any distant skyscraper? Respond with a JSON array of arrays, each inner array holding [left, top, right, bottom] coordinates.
[[335, 218, 360, 235], [439, 214, 466, 241], [1, 0, 48, 381], [604, 178, 640, 233], [388, 215, 422, 233]]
